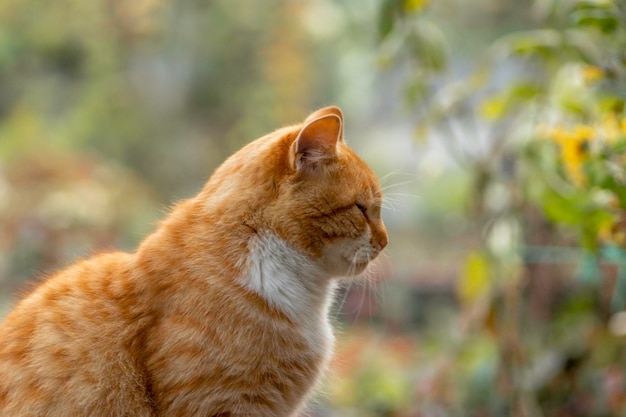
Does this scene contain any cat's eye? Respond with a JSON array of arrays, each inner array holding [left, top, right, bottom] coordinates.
[[355, 203, 367, 214]]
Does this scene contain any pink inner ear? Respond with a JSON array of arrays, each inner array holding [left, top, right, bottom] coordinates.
[[295, 115, 341, 168]]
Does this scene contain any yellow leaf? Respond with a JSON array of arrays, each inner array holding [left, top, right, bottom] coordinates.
[[581, 65, 604, 84], [458, 251, 491, 305], [404, 0, 429, 12], [602, 113, 621, 143], [479, 96, 506, 121]]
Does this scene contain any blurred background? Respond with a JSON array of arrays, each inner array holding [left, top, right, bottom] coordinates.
[[1, 0, 626, 415]]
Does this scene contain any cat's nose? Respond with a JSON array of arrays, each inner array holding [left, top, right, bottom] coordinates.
[[377, 232, 388, 251], [371, 226, 388, 252]]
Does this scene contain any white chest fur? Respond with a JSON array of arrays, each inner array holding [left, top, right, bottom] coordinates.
[[239, 233, 336, 355]]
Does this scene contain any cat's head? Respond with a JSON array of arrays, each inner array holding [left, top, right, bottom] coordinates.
[[202, 106, 388, 278], [262, 106, 387, 278]]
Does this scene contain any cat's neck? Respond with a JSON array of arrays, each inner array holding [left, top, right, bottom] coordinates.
[[136, 202, 336, 325], [239, 232, 336, 324]]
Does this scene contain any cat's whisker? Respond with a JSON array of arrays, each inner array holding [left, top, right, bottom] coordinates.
[[383, 192, 421, 200], [379, 170, 417, 186], [349, 252, 387, 327], [334, 279, 353, 318], [381, 199, 400, 213], [340, 252, 361, 322], [353, 254, 371, 324], [380, 178, 419, 191], [358, 268, 372, 320], [335, 255, 360, 318], [371, 255, 389, 309], [379, 169, 406, 183], [364, 273, 378, 326], [379, 173, 419, 215]]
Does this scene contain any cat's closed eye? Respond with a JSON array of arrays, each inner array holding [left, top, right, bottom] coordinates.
[[355, 203, 367, 215]]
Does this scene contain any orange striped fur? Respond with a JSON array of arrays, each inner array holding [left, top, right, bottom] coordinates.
[[0, 106, 388, 416]]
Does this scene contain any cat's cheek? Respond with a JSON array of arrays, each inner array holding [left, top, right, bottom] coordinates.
[[319, 238, 370, 278]]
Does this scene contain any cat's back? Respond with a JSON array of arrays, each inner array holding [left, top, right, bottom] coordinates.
[[0, 251, 139, 339], [0, 252, 156, 417]]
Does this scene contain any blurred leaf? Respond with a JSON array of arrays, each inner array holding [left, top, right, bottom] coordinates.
[[379, 0, 403, 40], [563, 29, 604, 64], [404, 0, 429, 12], [571, 7, 618, 33], [491, 29, 562, 60], [404, 76, 428, 105], [541, 187, 615, 250], [480, 82, 542, 121], [458, 251, 492, 305], [480, 95, 507, 121], [598, 96, 625, 114], [541, 190, 588, 226], [551, 63, 596, 117], [406, 20, 448, 73]]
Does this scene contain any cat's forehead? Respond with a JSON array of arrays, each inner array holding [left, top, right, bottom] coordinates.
[[339, 146, 379, 182], [332, 145, 382, 203]]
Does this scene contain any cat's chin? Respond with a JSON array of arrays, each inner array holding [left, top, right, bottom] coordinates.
[[319, 241, 376, 278], [326, 256, 370, 279], [347, 258, 371, 276]]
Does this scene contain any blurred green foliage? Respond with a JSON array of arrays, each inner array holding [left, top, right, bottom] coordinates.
[[0, 0, 351, 294], [2, 0, 626, 416], [332, 0, 626, 415], [0, 0, 341, 201]]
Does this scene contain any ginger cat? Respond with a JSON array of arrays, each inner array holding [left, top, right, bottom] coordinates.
[[0, 106, 388, 417]]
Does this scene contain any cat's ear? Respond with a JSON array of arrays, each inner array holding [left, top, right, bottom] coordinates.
[[304, 106, 344, 140], [292, 114, 342, 173]]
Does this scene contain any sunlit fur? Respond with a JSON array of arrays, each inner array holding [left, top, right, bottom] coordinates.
[[0, 106, 388, 417]]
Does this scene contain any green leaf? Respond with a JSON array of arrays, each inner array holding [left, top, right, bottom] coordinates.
[[491, 29, 562, 60], [542, 190, 588, 226], [480, 82, 542, 121], [571, 8, 618, 33], [406, 20, 448, 73], [563, 29, 604, 64], [404, 76, 428, 105], [379, 0, 403, 41]]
